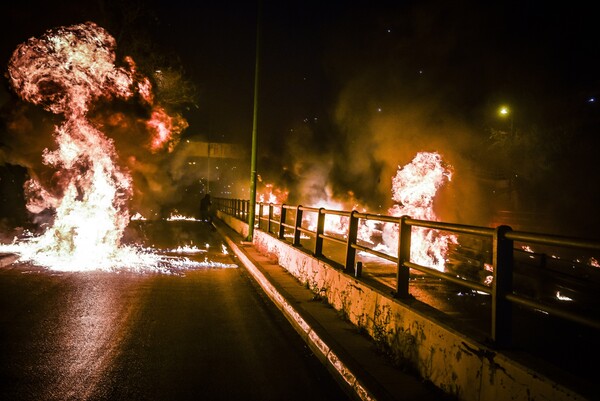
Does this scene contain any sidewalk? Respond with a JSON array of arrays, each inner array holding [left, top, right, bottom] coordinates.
[[215, 220, 451, 401]]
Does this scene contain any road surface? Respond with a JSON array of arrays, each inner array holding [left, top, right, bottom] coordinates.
[[0, 221, 350, 401]]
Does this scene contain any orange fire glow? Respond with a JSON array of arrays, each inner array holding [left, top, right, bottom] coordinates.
[[257, 183, 289, 204], [303, 196, 368, 239], [146, 106, 188, 152]]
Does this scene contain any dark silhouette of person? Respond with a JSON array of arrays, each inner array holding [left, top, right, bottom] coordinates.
[[199, 193, 212, 223]]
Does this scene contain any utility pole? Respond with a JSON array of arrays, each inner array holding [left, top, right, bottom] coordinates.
[[247, 1, 261, 241]]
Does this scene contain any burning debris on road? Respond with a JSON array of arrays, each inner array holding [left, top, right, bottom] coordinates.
[[0, 22, 213, 272]]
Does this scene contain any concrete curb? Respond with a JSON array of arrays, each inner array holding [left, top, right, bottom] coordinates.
[[217, 226, 377, 401]]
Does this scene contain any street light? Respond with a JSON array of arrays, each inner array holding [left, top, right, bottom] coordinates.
[[498, 105, 514, 135]]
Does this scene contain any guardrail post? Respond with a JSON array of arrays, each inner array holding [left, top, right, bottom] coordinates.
[[278, 205, 287, 239], [268, 204, 274, 234], [355, 261, 362, 278], [258, 203, 264, 230], [314, 208, 325, 257], [396, 215, 411, 298], [344, 211, 359, 274], [492, 225, 513, 347], [293, 206, 303, 246]]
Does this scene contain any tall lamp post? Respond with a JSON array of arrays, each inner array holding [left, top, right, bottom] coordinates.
[[247, 2, 261, 241]]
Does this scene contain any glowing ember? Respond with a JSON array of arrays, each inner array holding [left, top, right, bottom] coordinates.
[[379, 152, 457, 271], [0, 22, 213, 272]]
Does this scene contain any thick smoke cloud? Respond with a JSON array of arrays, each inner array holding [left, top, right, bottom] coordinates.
[[1, 1, 598, 240], [257, 1, 600, 238]]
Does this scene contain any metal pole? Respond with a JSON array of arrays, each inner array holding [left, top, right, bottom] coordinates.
[[293, 206, 303, 246], [492, 225, 514, 347], [396, 215, 412, 298], [344, 211, 359, 274], [278, 205, 287, 240], [247, 1, 261, 241], [314, 208, 325, 257]]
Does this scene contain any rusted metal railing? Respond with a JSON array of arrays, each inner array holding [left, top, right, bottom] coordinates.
[[214, 197, 600, 346]]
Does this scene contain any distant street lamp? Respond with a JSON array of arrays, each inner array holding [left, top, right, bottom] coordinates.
[[498, 105, 514, 135]]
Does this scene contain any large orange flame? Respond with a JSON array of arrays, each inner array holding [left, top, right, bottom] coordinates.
[[0, 22, 203, 272], [379, 152, 457, 271]]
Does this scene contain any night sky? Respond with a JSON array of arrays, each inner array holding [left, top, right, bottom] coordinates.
[[1, 0, 599, 236]]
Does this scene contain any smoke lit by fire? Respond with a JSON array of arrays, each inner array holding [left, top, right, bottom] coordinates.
[[260, 151, 456, 271]]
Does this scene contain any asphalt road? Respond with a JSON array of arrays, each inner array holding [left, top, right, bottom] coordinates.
[[0, 222, 351, 401]]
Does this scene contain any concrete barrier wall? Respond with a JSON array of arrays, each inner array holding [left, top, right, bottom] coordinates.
[[218, 212, 249, 239], [219, 212, 586, 401]]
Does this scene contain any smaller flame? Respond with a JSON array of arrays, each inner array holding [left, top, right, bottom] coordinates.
[[166, 214, 199, 222], [556, 291, 573, 302], [166, 245, 206, 254], [257, 183, 288, 204], [302, 196, 369, 240], [130, 212, 147, 221]]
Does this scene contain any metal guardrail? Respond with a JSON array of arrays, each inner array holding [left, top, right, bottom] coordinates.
[[214, 198, 600, 346]]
